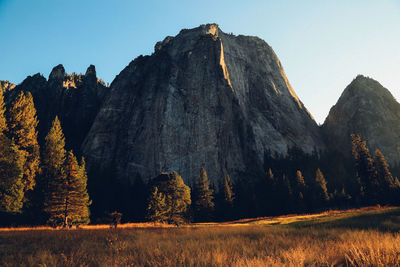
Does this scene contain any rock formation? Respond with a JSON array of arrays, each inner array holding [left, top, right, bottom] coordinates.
[[4, 65, 108, 153], [82, 24, 325, 184], [323, 75, 400, 164]]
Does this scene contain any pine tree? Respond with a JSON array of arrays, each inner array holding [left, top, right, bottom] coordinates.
[[0, 135, 25, 213], [294, 170, 307, 212], [223, 175, 234, 207], [312, 168, 329, 209], [374, 149, 397, 204], [0, 89, 6, 134], [351, 134, 378, 204], [76, 156, 91, 224], [193, 167, 214, 222], [45, 151, 91, 226], [0, 91, 26, 213], [217, 175, 235, 220], [333, 187, 351, 208], [146, 186, 169, 222], [7, 92, 40, 192], [32, 117, 67, 223], [42, 117, 66, 181], [153, 172, 191, 224]]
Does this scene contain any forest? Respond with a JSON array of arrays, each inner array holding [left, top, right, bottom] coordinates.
[[1, 88, 400, 227]]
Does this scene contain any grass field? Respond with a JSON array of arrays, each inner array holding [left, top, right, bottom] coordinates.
[[1, 206, 400, 266]]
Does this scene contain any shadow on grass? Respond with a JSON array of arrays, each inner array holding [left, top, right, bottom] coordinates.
[[287, 208, 400, 232]]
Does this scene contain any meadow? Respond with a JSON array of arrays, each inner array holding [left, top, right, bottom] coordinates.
[[1, 206, 400, 266]]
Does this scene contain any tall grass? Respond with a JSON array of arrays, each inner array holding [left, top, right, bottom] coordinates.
[[1, 227, 400, 266], [1, 207, 400, 266]]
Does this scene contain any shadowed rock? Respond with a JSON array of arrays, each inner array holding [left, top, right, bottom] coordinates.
[[323, 75, 400, 164], [82, 23, 325, 184], [4, 64, 108, 153]]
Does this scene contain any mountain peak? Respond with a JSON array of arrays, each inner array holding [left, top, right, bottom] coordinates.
[[83, 23, 325, 184], [49, 64, 65, 81], [323, 75, 400, 164], [85, 64, 96, 77], [343, 75, 394, 101]]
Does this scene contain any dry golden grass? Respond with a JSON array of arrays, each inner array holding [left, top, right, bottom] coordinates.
[[0, 206, 399, 266]]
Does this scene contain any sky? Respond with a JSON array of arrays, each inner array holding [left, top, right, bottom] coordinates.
[[0, 0, 399, 123]]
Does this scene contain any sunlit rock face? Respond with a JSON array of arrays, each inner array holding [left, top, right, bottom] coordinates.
[[82, 24, 325, 184], [4, 64, 108, 153], [323, 75, 400, 164]]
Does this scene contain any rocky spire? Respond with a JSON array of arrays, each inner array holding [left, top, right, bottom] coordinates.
[[85, 64, 96, 77], [49, 64, 65, 82], [84, 65, 97, 85]]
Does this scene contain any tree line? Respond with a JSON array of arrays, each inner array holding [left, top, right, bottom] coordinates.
[[1, 87, 400, 226], [0, 89, 90, 227]]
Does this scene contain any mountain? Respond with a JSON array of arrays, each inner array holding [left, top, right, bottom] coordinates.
[[4, 65, 108, 153], [82, 23, 325, 184], [322, 75, 400, 164]]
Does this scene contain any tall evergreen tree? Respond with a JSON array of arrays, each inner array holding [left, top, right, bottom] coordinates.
[[146, 186, 169, 222], [7, 92, 40, 192], [31, 117, 68, 223], [0, 89, 6, 134], [45, 151, 91, 226], [218, 175, 235, 220], [351, 134, 378, 204], [223, 175, 234, 207], [42, 117, 66, 182], [294, 170, 307, 212], [312, 168, 329, 209], [0, 135, 25, 213], [374, 149, 398, 204], [193, 167, 214, 222], [0, 90, 26, 214], [152, 172, 191, 224]]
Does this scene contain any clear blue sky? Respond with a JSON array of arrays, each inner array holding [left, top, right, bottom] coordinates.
[[1, 0, 399, 123]]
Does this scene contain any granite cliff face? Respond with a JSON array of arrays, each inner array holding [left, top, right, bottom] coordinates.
[[82, 24, 325, 184], [323, 75, 400, 164], [5, 65, 108, 152]]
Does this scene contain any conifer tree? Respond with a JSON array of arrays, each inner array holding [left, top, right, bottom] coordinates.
[[217, 175, 235, 220], [153, 172, 191, 224], [45, 151, 91, 226], [351, 134, 378, 204], [42, 117, 66, 182], [223, 175, 235, 207], [32, 117, 67, 223], [266, 168, 275, 187], [0, 89, 6, 134], [374, 149, 397, 204], [312, 168, 329, 209], [294, 170, 307, 212], [0, 135, 25, 213], [76, 156, 90, 224], [333, 187, 351, 208], [146, 186, 169, 222], [7, 92, 40, 192], [193, 167, 214, 221]]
